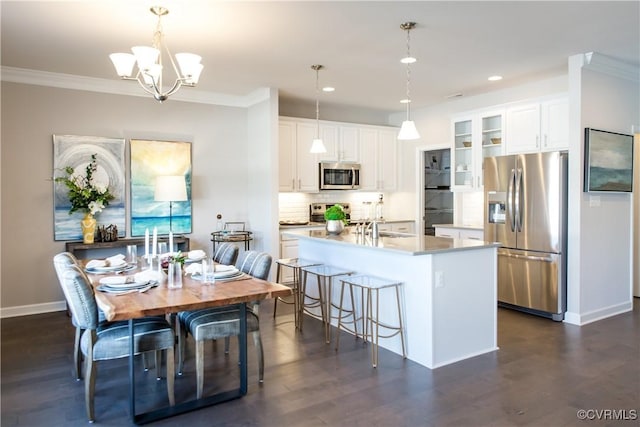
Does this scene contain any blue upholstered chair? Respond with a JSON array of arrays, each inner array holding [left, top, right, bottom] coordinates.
[[213, 242, 239, 266], [55, 260, 175, 422], [53, 252, 107, 381], [177, 250, 272, 398]]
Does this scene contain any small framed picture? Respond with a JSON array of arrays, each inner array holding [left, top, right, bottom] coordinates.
[[584, 128, 634, 193]]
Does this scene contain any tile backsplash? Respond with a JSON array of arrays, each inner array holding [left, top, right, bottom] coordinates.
[[278, 192, 388, 222]]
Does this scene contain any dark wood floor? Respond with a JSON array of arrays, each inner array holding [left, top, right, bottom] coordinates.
[[2, 299, 639, 426]]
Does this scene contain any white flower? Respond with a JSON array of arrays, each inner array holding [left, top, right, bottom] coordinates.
[[93, 182, 107, 194], [88, 201, 105, 215]]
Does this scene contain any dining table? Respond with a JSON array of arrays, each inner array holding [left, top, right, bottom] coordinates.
[[86, 261, 292, 425]]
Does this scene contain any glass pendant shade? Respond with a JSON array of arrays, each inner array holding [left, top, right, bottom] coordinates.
[[310, 138, 327, 153], [398, 120, 420, 140], [109, 53, 136, 77], [176, 53, 204, 84], [132, 46, 160, 72]]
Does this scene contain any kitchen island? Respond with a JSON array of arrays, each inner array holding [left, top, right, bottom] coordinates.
[[283, 229, 500, 369]]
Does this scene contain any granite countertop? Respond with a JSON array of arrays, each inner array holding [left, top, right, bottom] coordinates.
[[283, 229, 499, 256]]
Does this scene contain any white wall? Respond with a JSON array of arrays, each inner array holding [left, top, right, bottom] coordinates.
[[0, 81, 276, 316], [565, 54, 639, 324]]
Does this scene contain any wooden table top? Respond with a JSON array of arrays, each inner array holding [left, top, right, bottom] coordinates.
[[89, 268, 292, 322]]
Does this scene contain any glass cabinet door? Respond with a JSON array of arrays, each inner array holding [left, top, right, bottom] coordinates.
[[452, 117, 474, 189]]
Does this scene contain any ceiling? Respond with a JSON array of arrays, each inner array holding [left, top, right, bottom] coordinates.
[[2, 1, 639, 113]]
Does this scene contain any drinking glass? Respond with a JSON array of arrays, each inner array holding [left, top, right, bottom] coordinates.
[[201, 259, 216, 284], [126, 245, 138, 266], [158, 242, 168, 256], [167, 262, 183, 289]]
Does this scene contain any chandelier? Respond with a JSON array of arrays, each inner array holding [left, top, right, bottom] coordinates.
[[309, 64, 327, 154], [109, 6, 203, 102], [398, 22, 420, 140]]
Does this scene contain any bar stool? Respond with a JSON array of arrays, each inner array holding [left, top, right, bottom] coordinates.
[[300, 265, 354, 344], [273, 258, 321, 328], [335, 275, 406, 368]]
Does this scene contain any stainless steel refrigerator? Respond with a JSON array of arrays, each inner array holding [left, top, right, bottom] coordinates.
[[484, 151, 568, 321]]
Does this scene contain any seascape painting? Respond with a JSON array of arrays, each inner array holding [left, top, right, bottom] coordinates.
[[130, 139, 192, 237], [53, 135, 126, 241], [584, 128, 634, 193]]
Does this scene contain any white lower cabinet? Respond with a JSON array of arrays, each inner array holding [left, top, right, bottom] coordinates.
[[435, 226, 483, 240]]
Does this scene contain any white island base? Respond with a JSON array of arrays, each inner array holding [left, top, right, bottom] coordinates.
[[289, 230, 499, 369]]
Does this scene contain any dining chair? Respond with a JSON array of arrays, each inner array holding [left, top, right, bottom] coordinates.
[[53, 252, 108, 381], [177, 250, 272, 398], [213, 242, 239, 266], [57, 263, 175, 422]]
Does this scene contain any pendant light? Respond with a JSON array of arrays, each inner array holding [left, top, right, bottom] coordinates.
[[309, 64, 327, 153], [398, 22, 420, 140]]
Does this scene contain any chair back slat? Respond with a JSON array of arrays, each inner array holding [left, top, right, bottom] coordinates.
[[60, 264, 99, 330], [213, 243, 239, 266], [236, 251, 272, 281]]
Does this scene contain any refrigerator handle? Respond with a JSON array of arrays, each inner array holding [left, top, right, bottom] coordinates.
[[508, 168, 516, 232], [515, 168, 523, 232]]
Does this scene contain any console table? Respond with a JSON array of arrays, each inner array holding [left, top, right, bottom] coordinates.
[[65, 236, 190, 259]]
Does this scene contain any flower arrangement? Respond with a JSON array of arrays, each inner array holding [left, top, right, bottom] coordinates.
[[161, 251, 187, 269], [324, 204, 348, 225], [55, 153, 115, 215]]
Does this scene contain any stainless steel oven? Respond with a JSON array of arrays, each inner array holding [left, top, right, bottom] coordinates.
[[310, 203, 352, 223], [319, 162, 360, 190]]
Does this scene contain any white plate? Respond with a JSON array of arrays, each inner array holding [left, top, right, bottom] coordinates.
[[86, 264, 133, 273], [99, 276, 149, 287]]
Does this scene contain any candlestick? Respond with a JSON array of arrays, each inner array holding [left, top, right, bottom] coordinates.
[[169, 231, 174, 254], [152, 227, 157, 258], [144, 228, 150, 260]]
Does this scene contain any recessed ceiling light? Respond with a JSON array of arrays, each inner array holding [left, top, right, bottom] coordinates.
[[322, 86, 335, 92], [488, 75, 503, 81], [400, 99, 411, 104], [400, 56, 417, 64]]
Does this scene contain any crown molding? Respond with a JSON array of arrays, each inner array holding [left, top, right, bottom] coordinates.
[[583, 52, 640, 82], [0, 66, 272, 107]]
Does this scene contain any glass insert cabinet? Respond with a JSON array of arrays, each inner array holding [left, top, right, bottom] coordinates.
[[451, 110, 504, 191]]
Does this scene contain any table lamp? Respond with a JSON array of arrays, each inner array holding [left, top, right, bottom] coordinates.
[[154, 175, 187, 233]]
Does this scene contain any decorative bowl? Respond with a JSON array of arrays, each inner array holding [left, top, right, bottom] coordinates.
[[491, 137, 502, 145], [462, 141, 472, 148]]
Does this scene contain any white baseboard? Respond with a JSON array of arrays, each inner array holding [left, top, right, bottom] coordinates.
[[564, 301, 633, 325], [0, 301, 67, 318]]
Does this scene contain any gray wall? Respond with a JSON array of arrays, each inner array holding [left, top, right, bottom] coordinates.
[[1, 82, 275, 315]]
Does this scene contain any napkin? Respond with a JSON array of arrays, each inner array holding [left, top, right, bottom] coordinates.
[[134, 270, 164, 283], [86, 254, 127, 269], [184, 263, 202, 275], [188, 250, 206, 261]]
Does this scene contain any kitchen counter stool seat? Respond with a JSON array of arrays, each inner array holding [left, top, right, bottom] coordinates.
[[300, 264, 355, 344], [336, 274, 406, 368], [273, 258, 321, 328]]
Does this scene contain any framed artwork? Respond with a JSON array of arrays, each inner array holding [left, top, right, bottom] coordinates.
[[584, 128, 634, 193], [53, 135, 126, 240], [130, 139, 192, 237]]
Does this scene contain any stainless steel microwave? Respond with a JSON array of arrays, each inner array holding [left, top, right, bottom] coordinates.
[[319, 162, 360, 190]]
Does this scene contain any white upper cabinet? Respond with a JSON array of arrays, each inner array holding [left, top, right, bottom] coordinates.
[[280, 116, 397, 193], [278, 119, 319, 192], [505, 95, 568, 154], [451, 109, 504, 191], [358, 127, 398, 191]]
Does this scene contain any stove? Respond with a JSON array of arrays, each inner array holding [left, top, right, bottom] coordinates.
[[309, 202, 351, 223]]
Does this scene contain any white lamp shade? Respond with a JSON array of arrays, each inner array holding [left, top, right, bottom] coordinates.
[[310, 138, 327, 153], [398, 120, 420, 140], [131, 46, 160, 72], [154, 175, 188, 201], [109, 53, 136, 77]]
